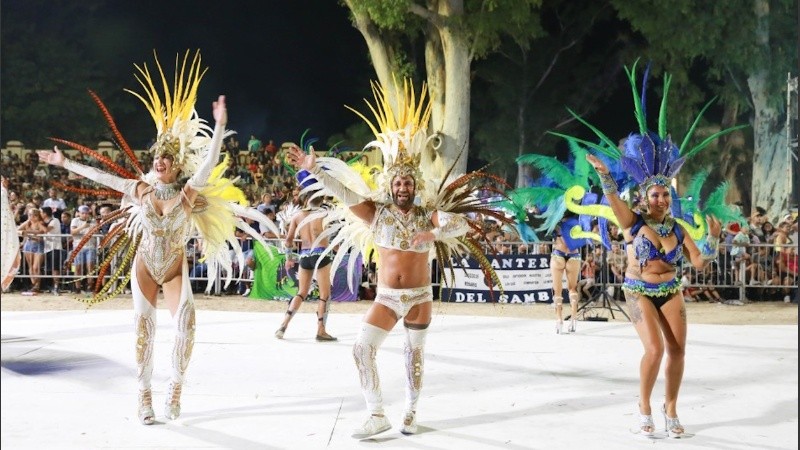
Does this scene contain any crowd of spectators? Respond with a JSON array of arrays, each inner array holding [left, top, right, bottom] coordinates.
[[2, 137, 338, 295]]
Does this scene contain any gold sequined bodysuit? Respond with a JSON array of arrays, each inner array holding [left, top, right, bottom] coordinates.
[[371, 204, 433, 253], [139, 193, 190, 284]]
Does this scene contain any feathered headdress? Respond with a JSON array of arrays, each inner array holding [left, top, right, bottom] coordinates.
[[550, 59, 747, 197], [125, 49, 212, 178], [509, 139, 602, 247], [673, 169, 746, 240], [346, 78, 439, 204]]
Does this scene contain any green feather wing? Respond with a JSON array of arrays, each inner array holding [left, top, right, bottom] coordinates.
[[701, 182, 746, 225], [516, 154, 577, 189]]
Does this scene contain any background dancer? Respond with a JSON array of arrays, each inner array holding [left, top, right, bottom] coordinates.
[[275, 190, 337, 341]]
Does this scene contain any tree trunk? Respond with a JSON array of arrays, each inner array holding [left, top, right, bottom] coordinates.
[[347, 0, 472, 178], [435, 30, 471, 178], [748, 0, 790, 223], [749, 71, 789, 222], [345, 1, 398, 97], [717, 102, 751, 213]]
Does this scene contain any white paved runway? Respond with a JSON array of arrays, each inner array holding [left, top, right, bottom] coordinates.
[[1, 309, 797, 449]]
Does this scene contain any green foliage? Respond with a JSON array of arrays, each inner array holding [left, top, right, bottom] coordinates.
[[326, 121, 374, 154], [470, 0, 627, 181], [610, 0, 797, 113], [349, 0, 418, 31], [463, 0, 546, 59]]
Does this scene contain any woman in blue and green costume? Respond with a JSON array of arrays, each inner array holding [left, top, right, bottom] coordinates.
[[569, 61, 741, 438]]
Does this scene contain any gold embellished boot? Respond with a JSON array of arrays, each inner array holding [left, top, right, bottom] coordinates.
[[134, 311, 156, 425], [403, 325, 428, 434], [165, 301, 195, 420], [138, 388, 155, 425], [164, 381, 183, 420]]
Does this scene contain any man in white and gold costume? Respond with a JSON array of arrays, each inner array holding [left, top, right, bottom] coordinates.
[[39, 51, 277, 425], [287, 80, 493, 439]]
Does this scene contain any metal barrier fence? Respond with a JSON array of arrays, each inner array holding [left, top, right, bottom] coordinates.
[[7, 234, 291, 296], [486, 240, 797, 303], [7, 234, 798, 302]]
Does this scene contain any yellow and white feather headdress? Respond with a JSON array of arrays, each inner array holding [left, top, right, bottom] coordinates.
[[346, 79, 444, 206], [125, 50, 214, 183]]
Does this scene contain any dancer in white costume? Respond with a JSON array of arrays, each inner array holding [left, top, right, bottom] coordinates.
[[1, 176, 21, 291], [39, 51, 277, 425], [288, 80, 512, 439]]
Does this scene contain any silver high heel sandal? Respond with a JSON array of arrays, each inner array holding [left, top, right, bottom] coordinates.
[[555, 320, 563, 334], [568, 318, 576, 333], [165, 382, 183, 420], [635, 404, 654, 436], [138, 389, 155, 425], [662, 404, 684, 438]]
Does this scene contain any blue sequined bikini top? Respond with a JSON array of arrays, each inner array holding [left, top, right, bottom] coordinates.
[[627, 214, 684, 268]]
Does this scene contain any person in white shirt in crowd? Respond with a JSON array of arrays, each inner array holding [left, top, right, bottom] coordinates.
[[42, 187, 67, 213], [70, 204, 97, 295], [41, 206, 65, 295]]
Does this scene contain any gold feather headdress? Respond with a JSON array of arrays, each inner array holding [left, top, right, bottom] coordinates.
[[346, 78, 436, 200], [125, 49, 212, 176]]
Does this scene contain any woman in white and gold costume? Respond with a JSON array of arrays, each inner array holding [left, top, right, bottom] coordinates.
[[38, 51, 277, 425], [1, 176, 21, 291]]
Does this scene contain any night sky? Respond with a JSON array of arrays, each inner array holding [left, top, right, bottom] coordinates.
[[123, 1, 374, 146], [4, 0, 640, 156], [7, 1, 376, 148]]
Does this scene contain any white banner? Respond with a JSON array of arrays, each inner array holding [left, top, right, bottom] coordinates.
[[440, 254, 567, 303]]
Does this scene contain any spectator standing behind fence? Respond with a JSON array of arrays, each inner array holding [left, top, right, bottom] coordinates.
[[773, 219, 794, 253], [60, 211, 72, 258], [606, 241, 626, 298], [762, 221, 777, 243], [679, 268, 697, 302], [494, 235, 512, 255], [188, 238, 207, 293], [41, 206, 64, 295], [729, 223, 750, 284], [747, 245, 770, 285], [17, 207, 48, 295], [786, 213, 798, 242], [774, 219, 798, 302], [70, 205, 97, 295], [748, 207, 765, 238], [42, 187, 67, 214], [579, 252, 597, 301]]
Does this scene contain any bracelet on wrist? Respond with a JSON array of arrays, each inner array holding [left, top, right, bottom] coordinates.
[[598, 171, 618, 195]]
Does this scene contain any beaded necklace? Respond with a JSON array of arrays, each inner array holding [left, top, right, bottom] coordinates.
[[153, 182, 180, 201], [644, 214, 674, 238]]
